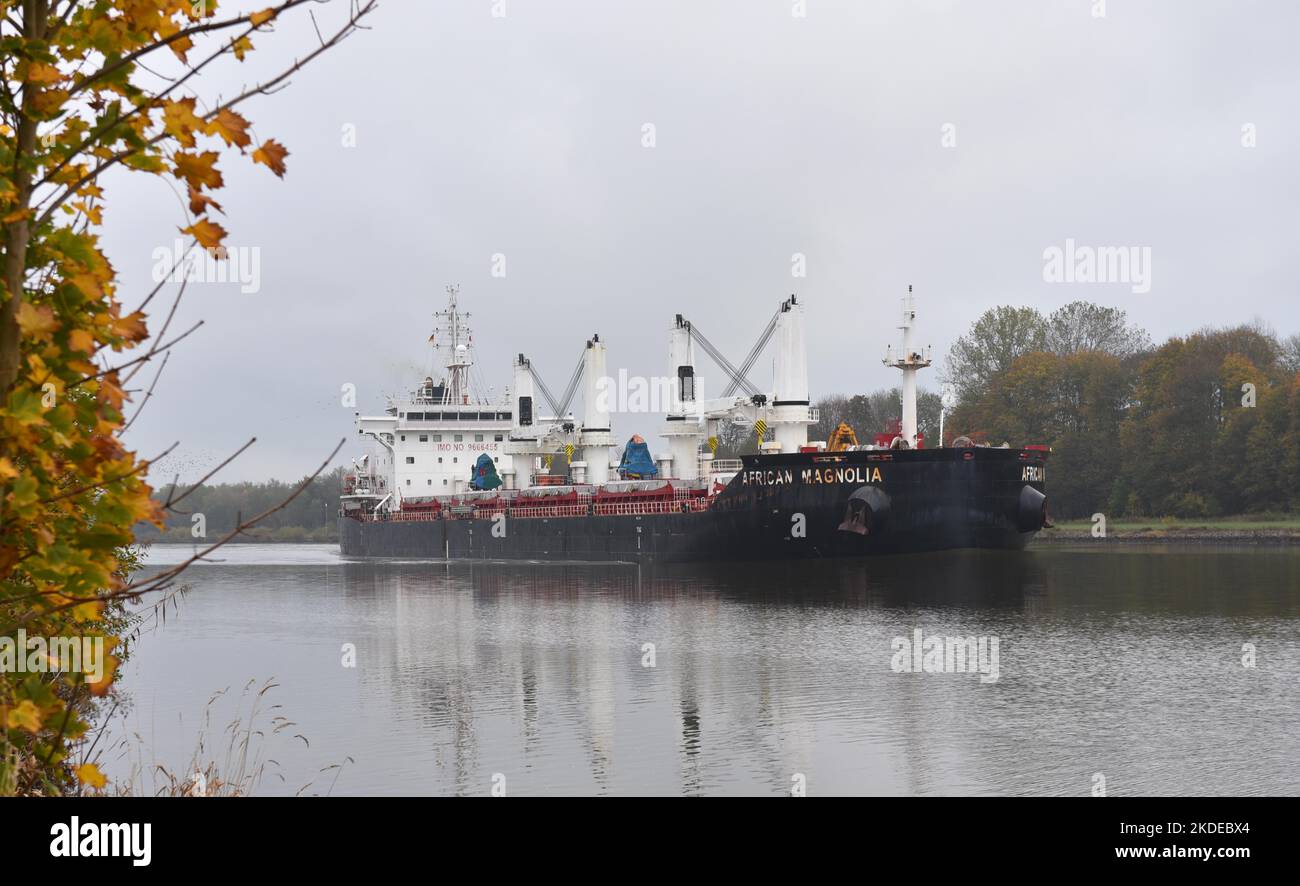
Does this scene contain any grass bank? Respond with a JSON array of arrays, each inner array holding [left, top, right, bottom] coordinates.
[[1036, 515, 1300, 543]]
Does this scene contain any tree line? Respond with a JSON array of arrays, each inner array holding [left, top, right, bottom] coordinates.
[[138, 468, 347, 543], [939, 302, 1300, 519]]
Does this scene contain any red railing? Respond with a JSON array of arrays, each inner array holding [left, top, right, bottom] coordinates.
[[345, 494, 714, 523]]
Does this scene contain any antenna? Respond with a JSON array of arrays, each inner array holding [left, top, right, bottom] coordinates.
[[883, 284, 932, 448], [433, 284, 476, 405]]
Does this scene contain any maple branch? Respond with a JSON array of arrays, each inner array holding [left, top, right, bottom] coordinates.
[[71, 319, 203, 387], [120, 350, 169, 433], [36, 441, 178, 506], [121, 267, 191, 386], [66, 0, 318, 100], [32, 0, 379, 229]]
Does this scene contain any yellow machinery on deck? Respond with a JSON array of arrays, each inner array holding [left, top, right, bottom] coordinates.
[[827, 422, 858, 452]]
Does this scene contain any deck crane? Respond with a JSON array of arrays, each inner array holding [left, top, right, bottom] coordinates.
[[661, 296, 815, 480], [505, 334, 619, 487], [503, 350, 583, 488]]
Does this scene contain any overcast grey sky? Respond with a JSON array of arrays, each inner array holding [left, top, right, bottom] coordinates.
[[107, 0, 1300, 482]]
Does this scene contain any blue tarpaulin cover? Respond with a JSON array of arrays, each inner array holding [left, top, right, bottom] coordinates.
[[618, 435, 658, 479], [470, 452, 502, 490]]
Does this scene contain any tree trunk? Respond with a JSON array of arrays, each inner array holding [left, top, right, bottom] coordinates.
[[0, 0, 46, 392]]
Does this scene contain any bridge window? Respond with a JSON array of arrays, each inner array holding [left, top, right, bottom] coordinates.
[[405, 457, 414, 464], [419, 435, 428, 442]]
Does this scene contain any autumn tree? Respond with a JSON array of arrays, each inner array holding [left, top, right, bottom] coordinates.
[[1, 0, 373, 796], [1114, 326, 1284, 517]]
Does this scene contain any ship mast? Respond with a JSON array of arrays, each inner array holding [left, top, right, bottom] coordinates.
[[884, 285, 932, 448], [434, 284, 475, 405]]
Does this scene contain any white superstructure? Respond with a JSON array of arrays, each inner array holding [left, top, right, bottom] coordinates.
[[344, 286, 516, 512]]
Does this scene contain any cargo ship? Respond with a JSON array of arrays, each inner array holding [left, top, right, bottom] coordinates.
[[338, 286, 1050, 562]]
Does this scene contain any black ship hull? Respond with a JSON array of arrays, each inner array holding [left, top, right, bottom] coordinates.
[[338, 447, 1048, 563]]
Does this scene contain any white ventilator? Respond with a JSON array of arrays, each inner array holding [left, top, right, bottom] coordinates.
[[661, 315, 703, 479], [512, 353, 536, 435], [580, 334, 614, 485], [770, 295, 814, 453]]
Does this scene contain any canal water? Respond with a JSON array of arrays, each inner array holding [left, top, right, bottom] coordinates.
[[103, 543, 1300, 796]]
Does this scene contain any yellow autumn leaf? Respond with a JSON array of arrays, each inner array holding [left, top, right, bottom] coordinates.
[[68, 328, 97, 354], [22, 61, 64, 86], [111, 310, 149, 343], [0, 457, 17, 480], [29, 88, 68, 118], [206, 108, 252, 150], [69, 273, 104, 299], [73, 600, 105, 622], [250, 8, 277, 26], [173, 151, 223, 191], [162, 98, 205, 148], [7, 700, 42, 733], [180, 218, 228, 250], [188, 187, 224, 217], [16, 302, 58, 337], [88, 654, 120, 696], [76, 763, 108, 790], [252, 139, 289, 178]]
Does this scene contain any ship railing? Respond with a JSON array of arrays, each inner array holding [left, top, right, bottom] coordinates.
[[707, 458, 743, 474], [353, 510, 440, 523], [507, 504, 590, 519], [593, 499, 708, 516], [349, 495, 715, 523]]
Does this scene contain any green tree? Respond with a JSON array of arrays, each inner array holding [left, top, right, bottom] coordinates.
[[941, 306, 1046, 405]]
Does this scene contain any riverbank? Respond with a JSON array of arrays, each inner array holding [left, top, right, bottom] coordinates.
[[138, 526, 337, 544], [1034, 517, 1300, 544]]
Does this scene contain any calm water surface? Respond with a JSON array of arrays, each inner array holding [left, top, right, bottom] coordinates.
[[104, 543, 1300, 796]]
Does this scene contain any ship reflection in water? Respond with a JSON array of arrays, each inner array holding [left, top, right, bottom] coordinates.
[[117, 544, 1300, 796]]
